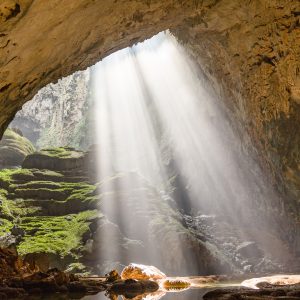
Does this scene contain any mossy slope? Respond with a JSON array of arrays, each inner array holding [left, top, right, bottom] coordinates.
[[0, 147, 100, 272]]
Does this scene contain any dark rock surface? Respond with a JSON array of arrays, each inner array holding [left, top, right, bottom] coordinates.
[[0, 247, 106, 299], [203, 285, 300, 300]]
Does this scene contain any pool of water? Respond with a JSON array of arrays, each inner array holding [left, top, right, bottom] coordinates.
[[85, 288, 216, 300], [82, 281, 240, 300], [23, 280, 240, 300]]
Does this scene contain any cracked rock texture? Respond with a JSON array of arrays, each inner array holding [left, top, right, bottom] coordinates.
[[0, 0, 299, 241], [10, 70, 91, 149]]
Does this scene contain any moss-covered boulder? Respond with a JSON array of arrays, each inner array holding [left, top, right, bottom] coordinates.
[[0, 129, 35, 168], [22, 147, 86, 172]]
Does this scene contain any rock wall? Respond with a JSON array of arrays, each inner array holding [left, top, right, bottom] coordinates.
[[10, 70, 91, 149], [172, 0, 300, 224]]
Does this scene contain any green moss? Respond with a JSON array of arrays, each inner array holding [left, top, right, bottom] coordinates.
[[17, 210, 98, 257], [39, 147, 84, 159], [0, 219, 14, 237], [66, 262, 89, 275], [0, 129, 35, 166], [66, 184, 97, 202], [0, 188, 13, 217], [32, 169, 64, 179], [0, 168, 34, 188], [3, 129, 35, 154], [0, 186, 40, 219], [10, 181, 97, 204]]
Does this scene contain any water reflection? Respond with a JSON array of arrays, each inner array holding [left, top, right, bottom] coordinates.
[[20, 277, 240, 300], [83, 288, 216, 300], [22, 285, 232, 300], [24, 283, 237, 300]]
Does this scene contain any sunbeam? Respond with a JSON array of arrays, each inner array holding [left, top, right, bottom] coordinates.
[[91, 31, 291, 275]]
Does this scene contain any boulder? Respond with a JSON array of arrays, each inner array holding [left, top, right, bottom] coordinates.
[[0, 129, 35, 168], [110, 279, 159, 295], [121, 264, 166, 281], [242, 275, 300, 290]]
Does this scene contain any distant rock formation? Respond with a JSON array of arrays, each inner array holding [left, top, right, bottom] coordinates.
[[10, 71, 92, 150]]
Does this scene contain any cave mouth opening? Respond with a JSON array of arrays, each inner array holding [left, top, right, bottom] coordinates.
[[2, 31, 296, 278]]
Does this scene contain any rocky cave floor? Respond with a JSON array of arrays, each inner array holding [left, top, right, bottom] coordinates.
[[1, 248, 300, 300]]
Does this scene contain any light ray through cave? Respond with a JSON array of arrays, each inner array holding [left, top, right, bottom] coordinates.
[[92, 31, 287, 275]]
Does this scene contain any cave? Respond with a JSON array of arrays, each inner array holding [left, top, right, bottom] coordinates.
[[0, 1, 299, 299]]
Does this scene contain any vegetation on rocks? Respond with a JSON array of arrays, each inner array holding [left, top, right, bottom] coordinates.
[[22, 147, 86, 171], [0, 129, 35, 168], [0, 146, 100, 271], [17, 210, 98, 257]]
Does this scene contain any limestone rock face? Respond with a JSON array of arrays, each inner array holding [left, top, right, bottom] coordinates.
[[172, 0, 300, 229], [10, 70, 91, 149]]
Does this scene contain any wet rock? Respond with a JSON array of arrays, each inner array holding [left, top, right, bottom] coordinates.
[[121, 264, 166, 281], [66, 281, 87, 293], [105, 270, 121, 283], [0, 287, 26, 298], [110, 279, 159, 295], [203, 286, 300, 299], [242, 275, 300, 289]]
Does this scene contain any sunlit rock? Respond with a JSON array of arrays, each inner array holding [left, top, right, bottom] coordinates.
[[241, 275, 300, 290], [162, 279, 191, 290], [121, 264, 166, 281]]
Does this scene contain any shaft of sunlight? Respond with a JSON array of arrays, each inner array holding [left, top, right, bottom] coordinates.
[[92, 31, 283, 275]]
